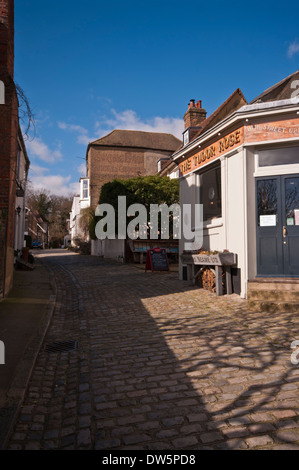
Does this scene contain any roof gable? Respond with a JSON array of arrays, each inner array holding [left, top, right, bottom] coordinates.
[[187, 89, 247, 144], [250, 70, 299, 103]]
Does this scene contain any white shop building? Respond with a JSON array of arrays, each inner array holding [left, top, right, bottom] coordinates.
[[172, 71, 299, 299]]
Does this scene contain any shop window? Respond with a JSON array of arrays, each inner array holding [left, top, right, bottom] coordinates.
[[259, 146, 299, 167], [199, 163, 222, 221]]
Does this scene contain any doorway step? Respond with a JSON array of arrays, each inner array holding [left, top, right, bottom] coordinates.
[[247, 278, 299, 312]]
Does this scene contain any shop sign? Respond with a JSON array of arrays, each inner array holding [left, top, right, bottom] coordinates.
[[244, 118, 299, 142], [145, 248, 169, 272], [179, 129, 243, 175], [179, 117, 299, 177]]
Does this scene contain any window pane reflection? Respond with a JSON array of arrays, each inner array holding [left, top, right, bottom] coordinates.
[[259, 146, 299, 167], [199, 165, 222, 221], [285, 177, 299, 225], [257, 179, 277, 226]]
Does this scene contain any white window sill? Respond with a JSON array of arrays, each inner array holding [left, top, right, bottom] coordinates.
[[191, 217, 223, 231], [203, 217, 223, 229]]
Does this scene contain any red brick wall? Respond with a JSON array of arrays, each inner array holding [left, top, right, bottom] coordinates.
[[0, 0, 17, 298], [87, 146, 176, 209], [0, 0, 14, 76]]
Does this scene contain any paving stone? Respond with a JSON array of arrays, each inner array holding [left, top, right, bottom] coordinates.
[[136, 421, 160, 431], [199, 432, 223, 444], [245, 435, 274, 448], [162, 416, 184, 426], [187, 413, 208, 423], [123, 433, 151, 445], [5, 253, 299, 450], [172, 436, 198, 448], [222, 426, 249, 439], [248, 423, 276, 433], [272, 410, 297, 419], [24, 441, 41, 450], [77, 429, 91, 446], [61, 434, 76, 448], [275, 430, 299, 442], [44, 430, 59, 440]]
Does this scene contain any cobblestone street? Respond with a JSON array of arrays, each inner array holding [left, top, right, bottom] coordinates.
[[5, 250, 299, 450]]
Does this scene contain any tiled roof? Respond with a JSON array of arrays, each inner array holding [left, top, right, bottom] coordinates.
[[87, 129, 182, 152], [190, 89, 247, 143], [250, 69, 299, 103]]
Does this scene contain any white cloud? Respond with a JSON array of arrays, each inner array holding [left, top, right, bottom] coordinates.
[[57, 121, 90, 145], [287, 40, 299, 58], [77, 134, 92, 146], [58, 121, 88, 135], [26, 137, 63, 163], [95, 109, 184, 140], [58, 109, 184, 146], [28, 165, 80, 196], [28, 164, 49, 177], [78, 162, 86, 177]]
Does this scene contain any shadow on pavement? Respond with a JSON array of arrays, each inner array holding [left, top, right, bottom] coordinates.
[[3, 250, 299, 449]]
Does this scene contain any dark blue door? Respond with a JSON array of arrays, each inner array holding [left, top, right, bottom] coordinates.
[[256, 175, 299, 276]]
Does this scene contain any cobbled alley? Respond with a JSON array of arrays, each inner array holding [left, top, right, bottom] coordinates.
[[5, 250, 299, 450]]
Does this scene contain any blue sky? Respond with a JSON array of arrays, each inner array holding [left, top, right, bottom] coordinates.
[[14, 0, 299, 196]]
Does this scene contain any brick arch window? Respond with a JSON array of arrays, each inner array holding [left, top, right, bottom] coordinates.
[[0, 81, 4, 104]]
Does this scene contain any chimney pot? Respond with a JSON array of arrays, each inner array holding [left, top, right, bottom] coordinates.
[[183, 98, 207, 130]]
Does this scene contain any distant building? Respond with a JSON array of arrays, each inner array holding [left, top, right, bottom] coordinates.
[[69, 195, 81, 246], [71, 129, 182, 257], [157, 157, 179, 179], [0, 0, 30, 297], [24, 208, 48, 248], [69, 176, 91, 246], [86, 129, 182, 210]]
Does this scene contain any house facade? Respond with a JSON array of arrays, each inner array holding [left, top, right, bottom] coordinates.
[[173, 71, 299, 299], [72, 129, 182, 258], [0, 0, 29, 297], [69, 177, 91, 246], [86, 129, 182, 210], [24, 208, 48, 248]]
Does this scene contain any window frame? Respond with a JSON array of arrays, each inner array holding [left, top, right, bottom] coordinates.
[[197, 161, 222, 223]]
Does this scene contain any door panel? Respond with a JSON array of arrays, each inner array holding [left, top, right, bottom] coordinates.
[[282, 175, 299, 275], [256, 174, 299, 276], [256, 177, 283, 275]]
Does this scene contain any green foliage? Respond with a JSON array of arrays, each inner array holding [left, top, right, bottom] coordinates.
[[35, 192, 52, 219], [79, 206, 96, 240], [26, 187, 73, 245], [99, 175, 179, 208], [98, 175, 179, 239], [89, 215, 97, 240]]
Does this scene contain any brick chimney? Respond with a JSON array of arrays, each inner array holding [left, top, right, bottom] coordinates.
[[183, 99, 206, 130], [0, 0, 14, 76]]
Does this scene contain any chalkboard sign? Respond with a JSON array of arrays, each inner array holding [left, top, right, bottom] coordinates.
[[145, 248, 169, 272]]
